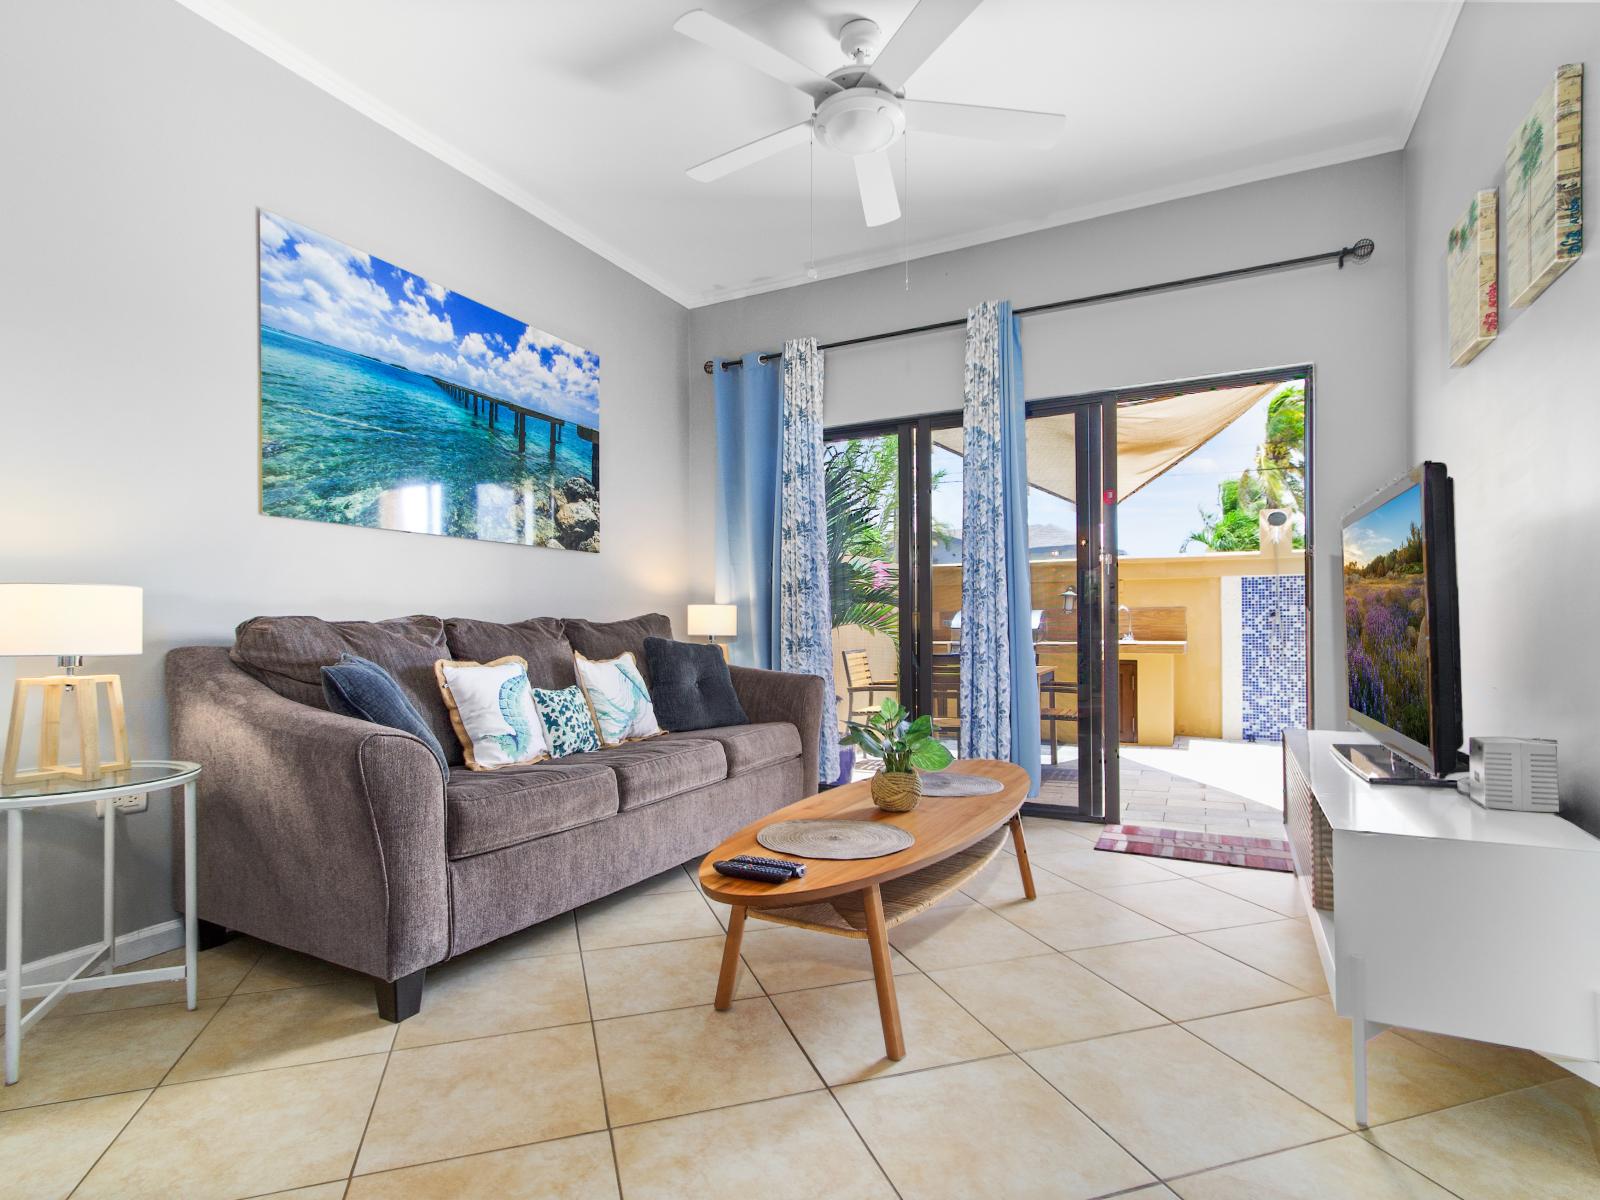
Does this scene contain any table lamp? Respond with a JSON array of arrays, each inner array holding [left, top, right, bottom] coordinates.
[[686, 604, 737, 660], [1, 584, 142, 786]]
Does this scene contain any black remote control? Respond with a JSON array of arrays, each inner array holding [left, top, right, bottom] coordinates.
[[713, 859, 793, 884], [731, 854, 806, 877]]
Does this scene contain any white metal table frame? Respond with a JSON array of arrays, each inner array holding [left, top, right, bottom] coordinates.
[[1, 760, 201, 1085]]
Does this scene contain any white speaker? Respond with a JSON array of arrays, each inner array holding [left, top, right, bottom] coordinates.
[[1466, 737, 1560, 812]]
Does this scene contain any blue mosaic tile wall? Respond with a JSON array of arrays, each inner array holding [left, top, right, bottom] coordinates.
[[1241, 574, 1307, 742]]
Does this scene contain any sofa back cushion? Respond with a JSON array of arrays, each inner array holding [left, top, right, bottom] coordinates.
[[444, 617, 576, 689], [232, 614, 461, 764], [563, 614, 672, 683]]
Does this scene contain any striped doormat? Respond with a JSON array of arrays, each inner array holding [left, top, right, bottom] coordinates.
[[1094, 824, 1294, 872]]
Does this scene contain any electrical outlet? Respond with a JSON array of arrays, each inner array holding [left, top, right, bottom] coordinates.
[[95, 794, 148, 818]]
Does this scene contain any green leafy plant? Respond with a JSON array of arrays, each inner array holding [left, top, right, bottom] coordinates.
[[1184, 382, 1306, 553], [843, 697, 954, 774]]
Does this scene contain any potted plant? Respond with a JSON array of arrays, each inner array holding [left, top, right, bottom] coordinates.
[[843, 697, 954, 812]]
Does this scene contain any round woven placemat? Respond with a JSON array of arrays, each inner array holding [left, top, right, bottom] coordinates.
[[916, 772, 1005, 797], [757, 819, 915, 860]]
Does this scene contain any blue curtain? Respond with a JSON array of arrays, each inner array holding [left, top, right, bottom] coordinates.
[[713, 354, 781, 668], [959, 301, 1042, 795]]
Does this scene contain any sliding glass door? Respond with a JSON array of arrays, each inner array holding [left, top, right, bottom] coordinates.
[[825, 412, 1120, 821], [1019, 398, 1120, 822]]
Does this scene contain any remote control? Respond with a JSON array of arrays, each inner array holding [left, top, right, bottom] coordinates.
[[713, 859, 793, 884], [731, 854, 806, 877]]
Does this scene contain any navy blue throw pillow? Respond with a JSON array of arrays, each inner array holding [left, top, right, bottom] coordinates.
[[321, 652, 449, 774], [643, 637, 748, 732]]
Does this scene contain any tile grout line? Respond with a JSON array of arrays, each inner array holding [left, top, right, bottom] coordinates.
[[64, 942, 254, 1198], [686, 856, 906, 1200], [573, 873, 628, 1200]]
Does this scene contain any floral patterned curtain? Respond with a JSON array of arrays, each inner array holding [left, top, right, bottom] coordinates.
[[779, 338, 841, 784], [960, 301, 1042, 792]]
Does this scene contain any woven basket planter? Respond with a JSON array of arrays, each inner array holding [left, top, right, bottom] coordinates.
[[871, 769, 922, 813]]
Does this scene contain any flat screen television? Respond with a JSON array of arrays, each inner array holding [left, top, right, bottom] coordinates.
[[1340, 462, 1463, 782]]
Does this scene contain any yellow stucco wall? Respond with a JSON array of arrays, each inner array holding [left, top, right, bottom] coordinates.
[[833, 548, 1303, 744]]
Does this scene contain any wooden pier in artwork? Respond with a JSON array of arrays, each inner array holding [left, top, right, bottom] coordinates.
[[428, 377, 599, 485]]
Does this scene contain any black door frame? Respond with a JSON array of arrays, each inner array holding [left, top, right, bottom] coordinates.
[[825, 362, 1314, 822]]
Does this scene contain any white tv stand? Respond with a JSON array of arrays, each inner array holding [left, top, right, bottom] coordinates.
[[1284, 728, 1600, 1126]]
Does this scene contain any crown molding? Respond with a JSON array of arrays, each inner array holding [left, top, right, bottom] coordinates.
[[175, 0, 1461, 312], [173, 0, 700, 309], [686, 133, 1406, 307]]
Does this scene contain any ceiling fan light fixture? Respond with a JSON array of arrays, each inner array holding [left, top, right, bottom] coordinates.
[[816, 88, 906, 157]]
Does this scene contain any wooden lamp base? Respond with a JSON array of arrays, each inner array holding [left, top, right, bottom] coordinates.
[[2, 674, 130, 787]]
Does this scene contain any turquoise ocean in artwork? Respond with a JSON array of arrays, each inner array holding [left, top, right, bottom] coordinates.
[[260, 325, 599, 548]]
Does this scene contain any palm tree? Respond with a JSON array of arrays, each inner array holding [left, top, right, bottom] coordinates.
[[1184, 383, 1305, 552], [826, 439, 900, 640]]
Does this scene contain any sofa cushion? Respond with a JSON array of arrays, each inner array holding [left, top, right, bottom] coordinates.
[[321, 653, 449, 774], [443, 617, 576, 689], [643, 637, 748, 732], [446, 760, 619, 858], [667, 723, 800, 776], [232, 615, 461, 764], [582, 737, 727, 811], [563, 614, 672, 683]]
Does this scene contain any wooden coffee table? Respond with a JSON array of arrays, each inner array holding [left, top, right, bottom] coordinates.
[[698, 759, 1035, 1061]]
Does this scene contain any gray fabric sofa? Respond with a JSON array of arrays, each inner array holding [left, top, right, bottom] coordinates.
[[165, 612, 823, 1021]]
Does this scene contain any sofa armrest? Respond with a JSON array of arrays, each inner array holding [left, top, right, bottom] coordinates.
[[166, 646, 448, 980], [728, 665, 826, 797]]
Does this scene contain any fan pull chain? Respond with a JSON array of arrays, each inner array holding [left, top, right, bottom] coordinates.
[[807, 133, 818, 281], [902, 132, 911, 291]]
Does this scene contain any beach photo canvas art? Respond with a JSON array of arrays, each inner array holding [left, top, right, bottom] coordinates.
[[258, 211, 601, 551]]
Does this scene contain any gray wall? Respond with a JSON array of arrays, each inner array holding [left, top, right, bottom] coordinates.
[[1406, 3, 1600, 835], [689, 152, 1412, 732], [0, 0, 693, 961]]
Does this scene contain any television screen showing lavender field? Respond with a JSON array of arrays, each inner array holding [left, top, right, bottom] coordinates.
[[1344, 483, 1431, 748]]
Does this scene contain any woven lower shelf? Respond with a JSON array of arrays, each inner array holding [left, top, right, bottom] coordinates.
[[748, 826, 1007, 938]]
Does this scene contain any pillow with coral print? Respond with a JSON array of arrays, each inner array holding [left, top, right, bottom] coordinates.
[[573, 650, 663, 746], [434, 656, 549, 771]]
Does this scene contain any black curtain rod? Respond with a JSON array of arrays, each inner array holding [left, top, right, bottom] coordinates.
[[702, 237, 1375, 374]]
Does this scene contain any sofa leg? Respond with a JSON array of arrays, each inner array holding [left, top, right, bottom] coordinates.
[[196, 919, 234, 951], [374, 969, 426, 1023]]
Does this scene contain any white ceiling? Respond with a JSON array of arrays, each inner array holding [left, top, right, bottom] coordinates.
[[182, 0, 1461, 307]]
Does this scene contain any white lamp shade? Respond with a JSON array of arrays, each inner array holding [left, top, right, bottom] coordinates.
[[0, 585, 143, 657], [686, 604, 737, 639]]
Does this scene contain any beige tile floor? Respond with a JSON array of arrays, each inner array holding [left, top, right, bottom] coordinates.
[[3, 815, 1596, 1198]]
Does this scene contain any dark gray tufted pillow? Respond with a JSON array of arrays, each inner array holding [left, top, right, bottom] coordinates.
[[643, 637, 749, 731]]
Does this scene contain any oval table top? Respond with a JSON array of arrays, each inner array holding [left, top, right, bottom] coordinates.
[[698, 759, 1030, 907]]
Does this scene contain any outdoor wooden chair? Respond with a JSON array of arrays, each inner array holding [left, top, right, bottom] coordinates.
[[841, 649, 899, 723]]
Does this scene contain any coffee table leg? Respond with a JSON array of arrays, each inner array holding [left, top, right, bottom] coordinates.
[[1008, 814, 1038, 901], [862, 885, 905, 1061], [714, 905, 746, 1011]]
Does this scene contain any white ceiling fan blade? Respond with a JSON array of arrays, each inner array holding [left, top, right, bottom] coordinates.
[[687, 121, 813, 182], [673, 9, 841, 100], [902, 99, 1065, 148], [869, 0, 983, 88], [854, 150, 901, 227]]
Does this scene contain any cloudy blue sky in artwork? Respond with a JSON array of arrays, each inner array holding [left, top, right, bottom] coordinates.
[[258, 210, 600, 428]]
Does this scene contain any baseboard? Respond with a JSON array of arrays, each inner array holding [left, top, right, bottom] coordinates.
[[15, 918, 185, 986]]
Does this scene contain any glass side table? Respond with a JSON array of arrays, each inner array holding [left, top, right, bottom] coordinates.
[[1, 761, 201, 1085]]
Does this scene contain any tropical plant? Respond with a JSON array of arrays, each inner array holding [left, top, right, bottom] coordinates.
[[1184, 383, 1306, 552], [843, 697, 953, 774], [826, 439, 899, 639]]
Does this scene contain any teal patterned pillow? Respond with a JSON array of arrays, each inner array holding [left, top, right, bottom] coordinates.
[[532, 684, 602, 757]]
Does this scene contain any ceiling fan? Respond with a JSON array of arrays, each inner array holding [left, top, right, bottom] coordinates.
[[673, 0, 1066, 227]]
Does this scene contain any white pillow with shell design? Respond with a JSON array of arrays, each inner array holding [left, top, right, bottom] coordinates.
[[574, 650, 662, 746]]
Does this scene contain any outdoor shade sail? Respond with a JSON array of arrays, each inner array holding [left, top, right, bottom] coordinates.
[[933, 382, 1280, 505]]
